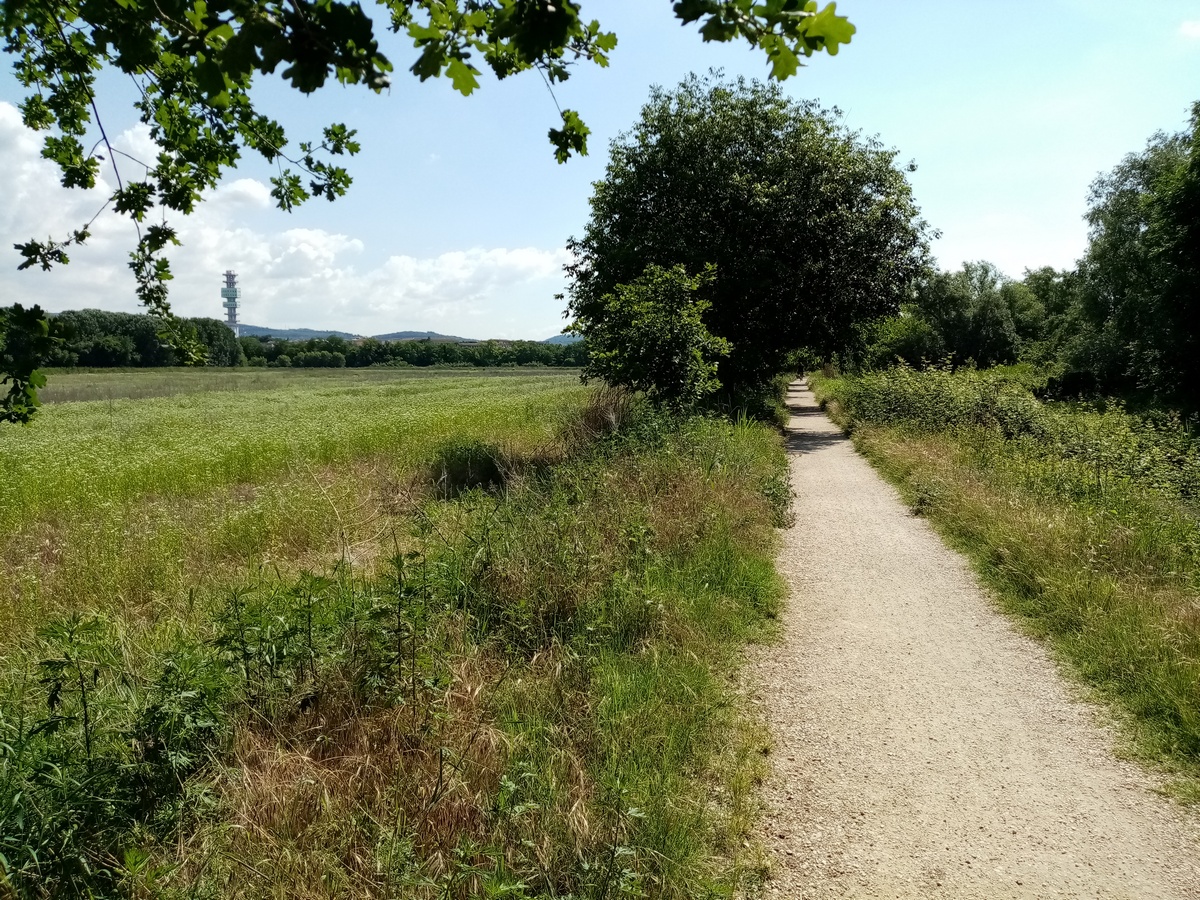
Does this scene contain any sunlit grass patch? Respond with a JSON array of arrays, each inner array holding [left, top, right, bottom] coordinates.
[[0, 370, 583, 533], [0, 371, 585, 652]]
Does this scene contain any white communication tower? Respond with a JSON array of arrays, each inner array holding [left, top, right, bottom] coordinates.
[[221, 270, 241, 336]]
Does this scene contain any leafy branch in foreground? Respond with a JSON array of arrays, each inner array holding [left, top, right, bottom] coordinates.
[[0, 304, 63, 424]]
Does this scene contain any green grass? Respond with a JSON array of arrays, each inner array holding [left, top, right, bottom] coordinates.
[[812, 367, 1200, 793], [37, 366, 576, 404], [3, 369, 583, 531], [0, 371, 788, 898], [0, 369, 586, 649]]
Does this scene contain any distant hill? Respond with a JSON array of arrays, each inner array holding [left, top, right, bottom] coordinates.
[[240, 325, 362, 340], [239, 325, 575, 343], [373, 330, 475, 343]]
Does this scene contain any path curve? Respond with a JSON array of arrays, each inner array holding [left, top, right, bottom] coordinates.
[[748, 380, 1200, 899]]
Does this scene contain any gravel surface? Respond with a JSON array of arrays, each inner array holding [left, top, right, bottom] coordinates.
[[747, 380, 1200, 899]]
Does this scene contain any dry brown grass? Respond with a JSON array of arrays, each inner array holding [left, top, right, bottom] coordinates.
[[183, 643, 521, 898]]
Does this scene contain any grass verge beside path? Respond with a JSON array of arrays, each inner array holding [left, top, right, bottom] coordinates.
[[0, 391, 788, 899], [811, 368, 1200, 797]]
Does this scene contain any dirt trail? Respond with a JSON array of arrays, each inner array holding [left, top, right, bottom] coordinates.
[[747, 380, 1200, 899]]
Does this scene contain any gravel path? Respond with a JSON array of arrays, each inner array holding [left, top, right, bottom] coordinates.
[[747, 379, 1200, 899]]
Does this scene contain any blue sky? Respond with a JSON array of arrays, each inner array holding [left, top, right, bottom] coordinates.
[[2, 1, 1199, 339]]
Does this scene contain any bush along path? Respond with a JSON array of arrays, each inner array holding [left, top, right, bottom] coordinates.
[[748, 380, 1200, 898]]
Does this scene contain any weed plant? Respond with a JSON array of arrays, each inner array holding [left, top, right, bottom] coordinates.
[[813, 367, 1200, 787], [0, 387, 787, 898]]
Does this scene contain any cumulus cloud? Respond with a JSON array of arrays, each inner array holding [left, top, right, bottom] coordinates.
[[0, 103, 570, 338], [1182, 20, 1200, 39]]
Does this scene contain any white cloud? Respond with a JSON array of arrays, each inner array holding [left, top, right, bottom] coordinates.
[[1182, 20, 1200, 39], [0, 103, 570, 339]]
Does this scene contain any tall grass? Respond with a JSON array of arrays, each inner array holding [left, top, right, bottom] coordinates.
[[1, 370, 583, 531], [0, 381, 788, 898], [813, 367, 1200, 788], [0, 371, 585, 652]]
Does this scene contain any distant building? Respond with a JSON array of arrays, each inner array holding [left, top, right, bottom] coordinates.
[[221, 270, 241, 336]]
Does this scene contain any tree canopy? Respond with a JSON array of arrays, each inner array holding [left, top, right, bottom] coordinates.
[[1073, 103, 1200, 403], [851, 101, 1200, 412], [1, 0, 856, 422], [566, 73, 931, 397]]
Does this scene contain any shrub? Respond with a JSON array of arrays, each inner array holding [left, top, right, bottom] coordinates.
[[429, 438, 507, 499], [817, 366, 1200, 504], [574, 263, 730, 410]]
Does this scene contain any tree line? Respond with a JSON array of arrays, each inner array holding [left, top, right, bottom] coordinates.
[[238, 334, 586, 369], [856, 102, 1200, 409], [14, 307, 587, 370]]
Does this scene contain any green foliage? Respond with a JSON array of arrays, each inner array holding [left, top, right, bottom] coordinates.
[[857, 260, 1083, 373], [291, 349, 346, 368], [818, 365, 1200, 506], [912, 261, 1019, 367], [858, 312, 944, 370], [26, 313, 586, 372], [0, 614, 234, 896], [567, 72, 931, 394], [575, 263, 730, 409], [854, 102, 1200, 409], [1073, 102, 1200, 404], [188, 317, 245, 367], [31, 308, 248, 369], [9, 314, 590, 376], [0, 304, 62, 423]]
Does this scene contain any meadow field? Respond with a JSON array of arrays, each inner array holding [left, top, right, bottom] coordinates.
[[35, 367, 568, 404], [812, 367, 1200, 794], [0, 369, 586, 649], [0, 368, 789, 899]]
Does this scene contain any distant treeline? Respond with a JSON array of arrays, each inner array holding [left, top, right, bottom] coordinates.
[[30, 309, 585, 369], [240, 333, 586, 369], [855, 102, 1200, 409], [35, 310, 243, 367]]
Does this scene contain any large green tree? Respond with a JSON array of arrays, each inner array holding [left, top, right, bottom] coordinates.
[[914, 261, 1020, 367], [1, 0, 856, 421], [565, 73, 931, 394], [1075, 103, 1200, 403]]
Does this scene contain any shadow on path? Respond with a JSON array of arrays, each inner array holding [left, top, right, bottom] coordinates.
[[784, 430, 844, 455]]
